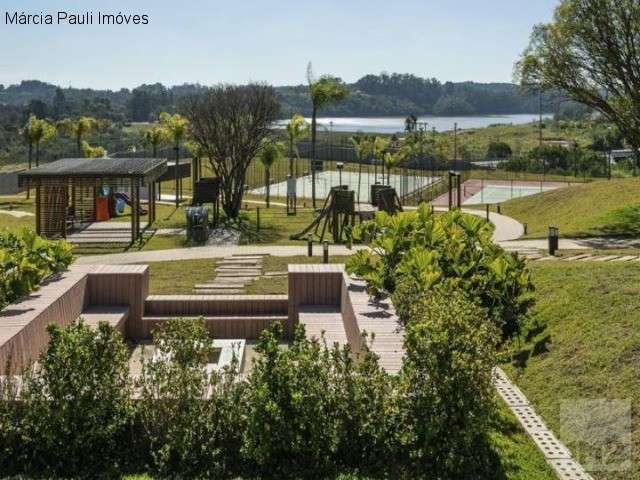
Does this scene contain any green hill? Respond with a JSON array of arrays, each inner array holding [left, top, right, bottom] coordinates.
[[501, 178, 640, 238]]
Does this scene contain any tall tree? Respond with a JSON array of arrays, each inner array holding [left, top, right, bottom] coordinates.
[[142, 125, 168, 158], [517, 0, 640, 167], [181, 84, 280, 218], [350, 135, 372, 204], [57, 116, 97, 156], [160, 113, 189, 208], [21, 116, 56, 168], [307, 63, 349, 208], [285, 114, 309, 177], [258, 139, 284, 208]]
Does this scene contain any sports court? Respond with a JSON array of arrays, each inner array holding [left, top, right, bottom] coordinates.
[[250, 170, 439, 203]]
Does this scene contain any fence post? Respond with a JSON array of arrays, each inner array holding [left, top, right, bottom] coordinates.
[[486, 204, 490, 220], [307, 234, 313, 257], [256, 207, 261, 231], [323, 241, 329, 264]]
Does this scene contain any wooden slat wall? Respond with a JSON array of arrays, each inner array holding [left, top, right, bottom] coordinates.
[[0, 271, 88, 372], [86, 265, 149, 340], [287, 264, 344, 337], [144, 295, 288, 316]]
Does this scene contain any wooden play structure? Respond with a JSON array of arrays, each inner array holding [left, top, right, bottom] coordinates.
[[191, 176, 221, 226], [375, 186, 403, 215], [18, 158, 167, 244], [291, 186, 356, 243]]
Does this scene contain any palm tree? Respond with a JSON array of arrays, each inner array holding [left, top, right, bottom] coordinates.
[[143, 125, 168, 158], [160, 113, 189, 208], [258, 139, 284, 208], [307, 63, 349, 208], [350, 135, 372, 204], [285, 114, 309, 177], [57, 116, 97, 157], [372, 136, 390, 184], [21, 116, 56, 199]]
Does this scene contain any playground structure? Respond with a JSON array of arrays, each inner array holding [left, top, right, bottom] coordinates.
[[375, 186, 404, 215], [18, 157, 166, 244], [191, 177, 221, 227], [290, 186, 356, 243]]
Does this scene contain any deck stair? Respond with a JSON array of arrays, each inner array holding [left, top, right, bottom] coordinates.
[[193, 254, 265, 294]]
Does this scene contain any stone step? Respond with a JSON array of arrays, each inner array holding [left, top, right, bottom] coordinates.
[[214, 275, 259, 280], [610, 255, 639, 262], [263, 271, 287, 277], [217, 261, 261, 266], [592, 255, 620, 262], [230, 253, 269, 257], [562, 254, 592, 261], [215, 269, 262, 274]]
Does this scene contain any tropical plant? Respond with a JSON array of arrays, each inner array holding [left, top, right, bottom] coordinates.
[[307, 63, 349, 208], [57, 116, 97, 156], [21, 115, 56, 169], [517, 0, 640, 167], [181, 84, 280, 218], [399, 290, 499, 476], [159, 112, 189, 207], [0, 229, 73, 309], [285, 113, 309, 177], [20, 320, 133, 477], [257, 139, 284, 208], [346, 205, 534, 338]]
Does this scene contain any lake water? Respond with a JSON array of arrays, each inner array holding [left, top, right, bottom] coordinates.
[[275, 113, 552, 134]]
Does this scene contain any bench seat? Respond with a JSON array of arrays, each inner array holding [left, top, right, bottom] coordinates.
[[79, 305, 130, 335]]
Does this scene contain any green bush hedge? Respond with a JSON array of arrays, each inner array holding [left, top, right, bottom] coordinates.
[[1, 312, 501, 479], [0, 229, 73, 309]]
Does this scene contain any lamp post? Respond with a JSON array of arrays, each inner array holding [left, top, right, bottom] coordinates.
[[336, 162, 344, 186]]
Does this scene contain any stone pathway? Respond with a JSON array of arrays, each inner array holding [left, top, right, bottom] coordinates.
[[494, 368, 593, 480], [193, 254, 266, 294]]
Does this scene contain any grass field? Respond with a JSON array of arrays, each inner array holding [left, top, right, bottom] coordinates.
[[143, 258, 218, 294], [503, 261, 640, 479], [500, 178, 640, 238]]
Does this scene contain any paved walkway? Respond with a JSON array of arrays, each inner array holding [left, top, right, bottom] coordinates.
[[76, 244, 367, 265], [500, 237, 640, 251], [0, 209, 34, 218]]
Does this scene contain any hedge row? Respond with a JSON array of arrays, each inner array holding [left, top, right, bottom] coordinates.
[[1, 296, 500, 479]]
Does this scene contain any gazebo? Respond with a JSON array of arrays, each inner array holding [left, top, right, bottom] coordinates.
[[18, 158, 167, 244]]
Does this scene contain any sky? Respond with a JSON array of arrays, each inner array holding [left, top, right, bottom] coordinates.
[[0, 0, 559, 90]]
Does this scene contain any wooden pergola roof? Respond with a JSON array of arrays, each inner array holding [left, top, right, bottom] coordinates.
[[18, 158, 167, 187]]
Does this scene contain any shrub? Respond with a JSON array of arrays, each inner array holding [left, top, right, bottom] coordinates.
[[329, 337, 400, 473], [19, 320, 133, 477], [242, 322, 339, 477], [138, 318, 245, 478], [347, 205, 534, 338], [0, 229, 73, 308], [398, 291, 499, 477], [486, 141, 512, 159]]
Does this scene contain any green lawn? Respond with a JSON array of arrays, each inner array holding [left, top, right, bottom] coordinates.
[[501, 178, 640, 238], [143, 258, 217, 294], [503, 261, 640, 479]]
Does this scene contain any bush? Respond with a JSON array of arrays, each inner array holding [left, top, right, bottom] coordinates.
[[242, 322, 338, 476], [19, 320, 133, 477], [347, 205, 534, 338], [398, 291, 499, 477], [138, 318, 245, 478], [486, 141, 512, 159], [0, 229, 73, 308]]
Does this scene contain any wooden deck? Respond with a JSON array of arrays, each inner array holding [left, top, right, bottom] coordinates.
[[67, 221, 150, 244]]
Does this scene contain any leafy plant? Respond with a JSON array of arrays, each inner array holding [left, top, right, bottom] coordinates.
[[0, 229, 73, 309], [398, 291, 499, 477], [138, 318, 244, 478], [347, 205, 534, 338], [20, 320, 134, 477]]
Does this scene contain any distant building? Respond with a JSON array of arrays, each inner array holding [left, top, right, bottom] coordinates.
[[543, 140, 575, 149], [608, 149, 637, 164]]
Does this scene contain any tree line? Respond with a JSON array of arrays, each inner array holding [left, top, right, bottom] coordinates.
[[0, 73, 555, 124]]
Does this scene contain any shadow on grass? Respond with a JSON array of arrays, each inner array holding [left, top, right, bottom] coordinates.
[[587, 203, 640, 237]]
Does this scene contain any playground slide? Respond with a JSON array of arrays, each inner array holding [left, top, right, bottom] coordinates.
[[114, 192, 148, 215]]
